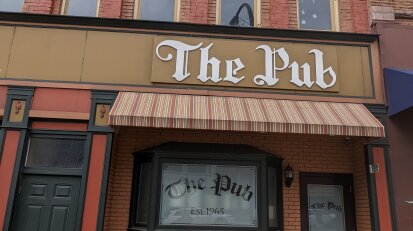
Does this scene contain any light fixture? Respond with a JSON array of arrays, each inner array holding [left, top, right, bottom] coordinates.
[[345, 136, 351, 145], [284, 164, 294, 188]]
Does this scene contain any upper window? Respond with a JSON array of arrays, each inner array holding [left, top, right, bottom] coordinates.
[[298, 0, 338, 31], [218, 0, 258, 27], [25, 136, 85, 168], [129, 142, 282, 231], [135, 0, 179, 22], [0, 0, 24, 13], [62, 0, 99, 17]]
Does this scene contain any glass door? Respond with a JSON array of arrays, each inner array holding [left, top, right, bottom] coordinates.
[[300, 173, 356, 231]]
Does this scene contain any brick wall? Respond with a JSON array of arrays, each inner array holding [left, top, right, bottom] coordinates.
[[371, 0, 413, 13], [23, 0, 52, 14], [339, 0, 355, 32], [180, 0, 190, 22], [50, 0, 62, 15], [103, 127, 371, 231], [352, 0, 371, 33], [20, 0, 375, 33], [207, 0, 217, 24], [120, 0, 135, 19], [99, 0, 122, 18], [190, 0, 209, 24], [370, 0, 413, 25]]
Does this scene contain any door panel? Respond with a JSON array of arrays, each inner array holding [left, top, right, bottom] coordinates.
[[307, 184, 346, 231], [300, 173, 356, 231], [13, 175, 81, 231], [49, 206, 70, 230]]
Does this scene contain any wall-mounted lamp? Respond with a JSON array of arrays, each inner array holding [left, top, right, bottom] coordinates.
[[284, 164, 294, 188], [345, 136, 351, 145]]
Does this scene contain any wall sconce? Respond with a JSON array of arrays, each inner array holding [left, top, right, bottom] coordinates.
[[284, 164, 294, 188], [345, 136, 351, 145]]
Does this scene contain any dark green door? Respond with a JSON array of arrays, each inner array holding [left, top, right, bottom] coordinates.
[[12, 135, 86, 231], [13, 175, 81, 231]]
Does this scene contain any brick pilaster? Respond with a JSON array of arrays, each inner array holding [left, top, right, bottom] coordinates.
[[23, 0, 53, 14], [99, 0, 123, 18]]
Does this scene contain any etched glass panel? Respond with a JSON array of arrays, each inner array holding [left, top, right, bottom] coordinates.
[[307, 184, 346, 231], [160, 163, 257, 227], [221, 0, 254, 27]]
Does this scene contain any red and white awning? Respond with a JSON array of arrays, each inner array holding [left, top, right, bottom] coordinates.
[[109, 92, 385, 137]]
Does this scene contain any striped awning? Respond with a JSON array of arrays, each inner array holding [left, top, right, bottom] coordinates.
[[109, 92, 385, 137]]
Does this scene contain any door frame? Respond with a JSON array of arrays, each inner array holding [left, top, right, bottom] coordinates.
[[9, 129, 92, 231], [299, 172, 357, 231]]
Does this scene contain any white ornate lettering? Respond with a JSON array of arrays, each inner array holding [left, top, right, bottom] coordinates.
[[223, 58, 245, 84], [197, 43, 222, 83], [310, 49, 337, 89], [254, 45, 290, 86], [154, 40, 338, 90], [289, 62, 314, 88], [156, 40, 203, 81]]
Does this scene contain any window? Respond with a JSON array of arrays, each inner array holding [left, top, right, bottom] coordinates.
[[25, 137, 85, 168], [0, 0, 24, 13], [134, 0, 179, 22], [217, 0, 259, 27], [298, 0, 338, 31], [160, 163, 258, 227], [62, 0, 99, 17], [129, 142, 282, 231]]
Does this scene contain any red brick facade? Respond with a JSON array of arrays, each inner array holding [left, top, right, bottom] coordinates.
[[21, 0, 373, 32], [99, 0, 123, 18], [103, 128, 371, 231], [23, 0, 52, 14]]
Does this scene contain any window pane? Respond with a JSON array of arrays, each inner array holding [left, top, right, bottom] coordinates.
[[307, 184, 346, 231], [136, 163, 152, 225], [66, 0, 97, 17], [0, 0, 24, 12], [268, 167, 277, 227], [299, 0, 332, 30], [26, 137, 85, 168], [160, 163, 257, 227], [140, 0, 175, 22], [221, 0, 254, 27]]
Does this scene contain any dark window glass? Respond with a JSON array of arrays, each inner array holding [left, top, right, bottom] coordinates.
[[0, 0, 24, 12], [26, 137, 85, 168], [221, 0, 254, 27], [299, 0, 332, 30], [140, 0, 175, 22], [268, 167, 277, 228], [66, 0, 97, 17], [136, 163, 152, 225]]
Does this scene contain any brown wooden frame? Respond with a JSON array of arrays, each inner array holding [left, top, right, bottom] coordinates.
[[299, 173, 357, 231]]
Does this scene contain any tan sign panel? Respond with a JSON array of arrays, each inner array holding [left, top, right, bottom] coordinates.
[[0, 26, 375, 98]]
